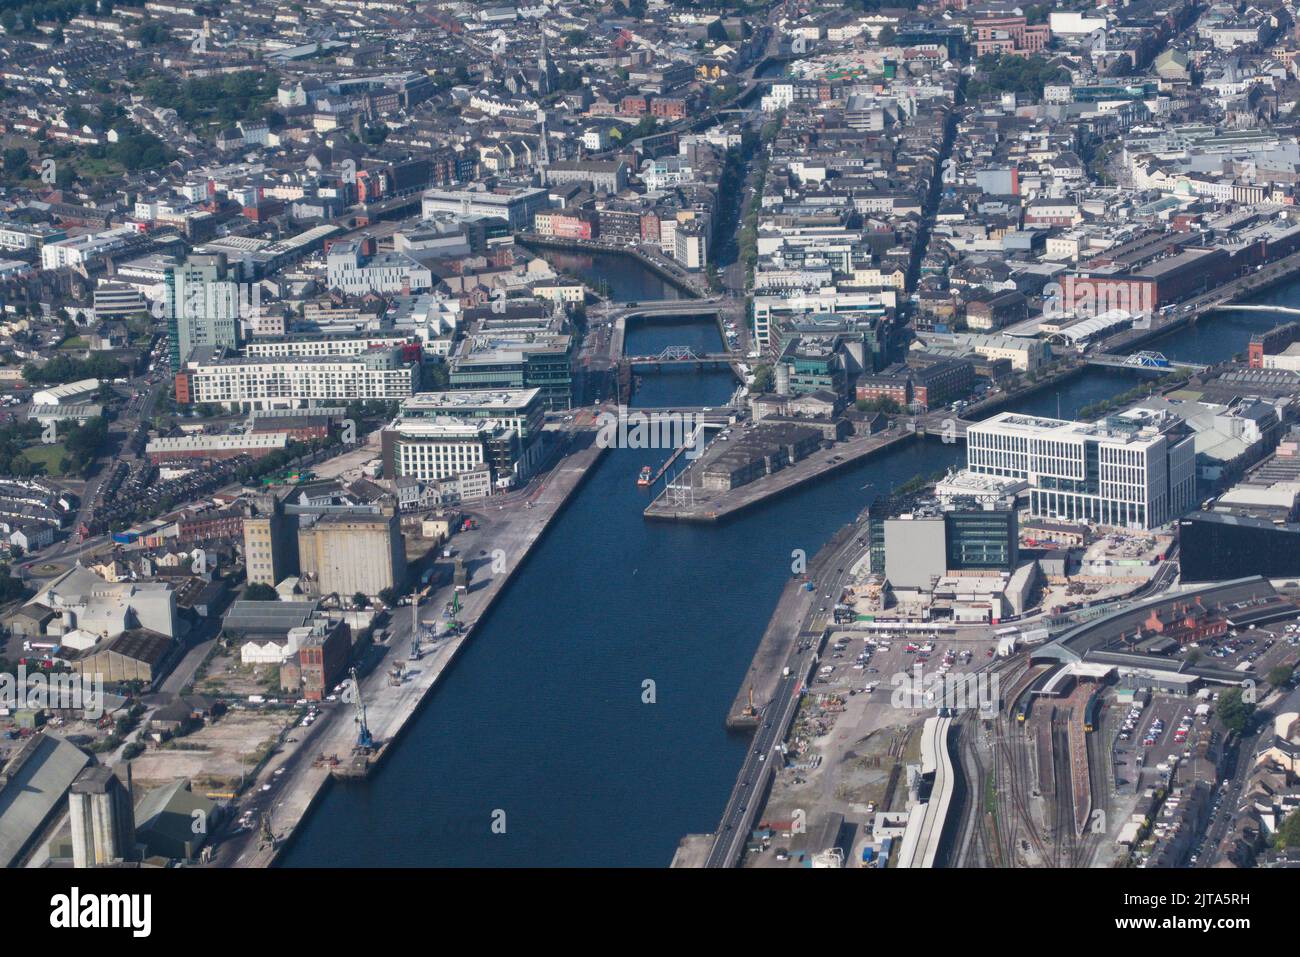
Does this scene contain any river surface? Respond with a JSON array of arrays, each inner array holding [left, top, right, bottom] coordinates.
[[282, 264, 1298, 867], [534, 248, 684, 303]]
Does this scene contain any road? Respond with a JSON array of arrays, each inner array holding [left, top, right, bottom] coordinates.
[[33, 367, 166, 564], [704, 518, 872, 867], [1198, 695, 1280, 867]]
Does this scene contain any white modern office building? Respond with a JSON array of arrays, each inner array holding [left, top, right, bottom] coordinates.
[[326, 242, 433, 296], [966, 410, 1196, 529], [381, 389, 545, 492]]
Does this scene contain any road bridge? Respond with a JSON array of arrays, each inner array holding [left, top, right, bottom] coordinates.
[[618, 298, 729, 318]]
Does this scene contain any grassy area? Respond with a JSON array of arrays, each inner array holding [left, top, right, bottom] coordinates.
[[73, 157, 126, 180], [21, 442, 66, 475], [58, 336, 87, 351]]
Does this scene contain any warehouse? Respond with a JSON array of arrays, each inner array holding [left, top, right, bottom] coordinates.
[[146, 432, 289, 464]]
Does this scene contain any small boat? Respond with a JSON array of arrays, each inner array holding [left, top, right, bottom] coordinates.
[[637, 466, 652, 486]]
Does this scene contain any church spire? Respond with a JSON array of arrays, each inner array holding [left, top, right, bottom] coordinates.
[[536, 108, 551, 169]]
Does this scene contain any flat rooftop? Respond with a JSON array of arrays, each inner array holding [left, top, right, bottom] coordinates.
[[400, 388, 542, 412]]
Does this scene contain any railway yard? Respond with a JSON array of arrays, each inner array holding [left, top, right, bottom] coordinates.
[[731, 614, 1300, 869]]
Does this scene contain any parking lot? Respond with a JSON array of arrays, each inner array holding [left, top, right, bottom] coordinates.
[[809, 629, 996, 700]]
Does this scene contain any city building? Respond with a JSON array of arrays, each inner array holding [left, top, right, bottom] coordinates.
[[278, 616, 351, 701], [381, 389, 545, 492], [242, 494, 298, 588], [146, 433, 290, 464], [177, 348, 419, 410], [326, 240, 433, 296], [421, 186, 549, 229], [966, 411, 1196, 529], [165, 253, 244, 372], [297, 510, 406, 598]]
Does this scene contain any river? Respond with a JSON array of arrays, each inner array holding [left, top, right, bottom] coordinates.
[[281, 264, 1296, 867], [533, 248, 685, 303]]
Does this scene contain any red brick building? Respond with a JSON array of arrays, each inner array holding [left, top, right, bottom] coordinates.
[[972, 15, 1049, 56], [650, 97, 687, 119], [251, 414, 332, 442], [177, 507, 246, 545], [619, 95, 648, 116], [280, 622, 351, 701], [1136, 599, 1228, 646]]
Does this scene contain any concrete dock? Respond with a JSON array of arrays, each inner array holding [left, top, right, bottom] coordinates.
[[724, 519, 863, 729], [218, 431, 607, 867], [643, 427, 923, 524]]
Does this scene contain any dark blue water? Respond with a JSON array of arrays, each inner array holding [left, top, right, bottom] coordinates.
[[625, 315, 736, 408], [1142, 307, 1283, 365], [281, 323, 961, 867], [282, 271, 1300, 867], [1003, 368, 1141, 420], [535, 248, 684, 302]]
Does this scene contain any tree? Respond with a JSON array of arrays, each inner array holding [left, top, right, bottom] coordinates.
[[750, 364, 775, 393], [1276, 808, 1300, 849], [0, 565, 31, 603], [1217, 687, 1255, 735], [965, 53, 1070, 101], [878, 25, 896, 44], [243, 583, 279, 601], [856, 396, 901, 414], [1269, 664, 1294, 688], [353, 592, 369, 609], [2, 147, 28, 175]]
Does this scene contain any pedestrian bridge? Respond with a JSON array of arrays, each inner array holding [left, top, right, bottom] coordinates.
[[1086, 351, 1209, 374], [624, 345, 742, 366]]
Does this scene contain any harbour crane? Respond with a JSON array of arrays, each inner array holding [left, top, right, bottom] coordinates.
[[350, 666, 373, 752]]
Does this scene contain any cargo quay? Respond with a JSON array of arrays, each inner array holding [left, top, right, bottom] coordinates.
[[214, 431, 606, 867], [639, 360, 1103, 525]]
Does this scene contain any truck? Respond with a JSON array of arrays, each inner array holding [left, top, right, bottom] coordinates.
[[782, 666, 791, 678]]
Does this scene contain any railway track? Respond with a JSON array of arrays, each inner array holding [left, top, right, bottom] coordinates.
[[1051, 709, 1077, 867], [998, 717, 1050, 866], [1075, 710, 1111, 869], [954, 715, 999, 867]]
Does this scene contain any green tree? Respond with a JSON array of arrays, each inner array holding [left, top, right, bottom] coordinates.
[[1276, 808, 1300, 849], [2, 147, 28, 175], [1217, 687, 1255, 735], [750, 364, 775, 393], [243, 583, 279, 601], [856, 396, 902, 414], [966, 53, 1070, 101]]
